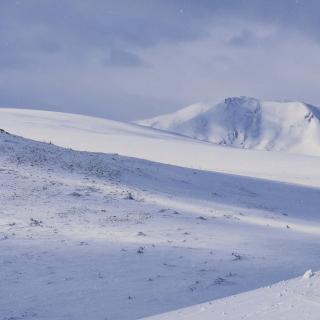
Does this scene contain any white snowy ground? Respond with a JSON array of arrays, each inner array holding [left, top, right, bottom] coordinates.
[[0, 108, 320, 187], [144, 271, 320, 320], [1, 126, 320, 319]]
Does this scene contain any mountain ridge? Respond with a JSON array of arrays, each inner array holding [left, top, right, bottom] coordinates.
[[138, 97, 320, 156]]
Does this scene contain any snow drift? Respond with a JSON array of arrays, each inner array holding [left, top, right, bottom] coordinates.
[[138, 97, 320, 156], [143, 271, 320, 320]]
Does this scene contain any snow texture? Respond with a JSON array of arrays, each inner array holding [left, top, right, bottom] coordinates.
[[143, 271, 320, 320]]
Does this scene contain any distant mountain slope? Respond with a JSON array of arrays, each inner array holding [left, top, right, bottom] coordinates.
[[138, 97, 320, 156]]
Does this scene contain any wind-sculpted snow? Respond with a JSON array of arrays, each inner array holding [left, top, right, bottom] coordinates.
[[139, 96, 320, 156], [0, 131, 121, 181], [1, 130, 320, 319], [144, 271, 320, 320]]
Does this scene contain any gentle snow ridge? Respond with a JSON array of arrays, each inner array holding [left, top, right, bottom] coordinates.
[[0, 108, 320, 188], [143, 271, 320, 320], [138, 96, 320, 156]]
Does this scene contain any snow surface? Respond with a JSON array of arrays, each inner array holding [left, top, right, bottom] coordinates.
[[138, 96, 320, 156], [0, 108, 320, 188], [1, 126, 320, 319], [1, 108, 320, 319], [143, 271, 320, 320]]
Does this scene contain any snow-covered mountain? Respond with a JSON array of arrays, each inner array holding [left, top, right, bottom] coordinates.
[[138, 97, 320, 156]]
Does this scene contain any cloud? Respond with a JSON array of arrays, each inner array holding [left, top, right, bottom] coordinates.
[[227, 28, 260, 47], [103, 48, 144, 67], [0, 0, 320, 120]]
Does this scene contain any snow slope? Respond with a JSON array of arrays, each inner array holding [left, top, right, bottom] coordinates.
[[143, 271, 320, 320], [1, 129, 320, 319], [0, 108, 320, 188], [138, 96, 320, 156]]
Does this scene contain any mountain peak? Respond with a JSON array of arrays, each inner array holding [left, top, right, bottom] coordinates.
[[138, 97, 320, 156], [224, 95, 259, 105]]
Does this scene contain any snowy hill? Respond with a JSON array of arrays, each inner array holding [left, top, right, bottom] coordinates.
[[1, 129, 320, 319], [144, 271, 320, 320], [138, 97, 320, 156], [1, 108, 320, 188]]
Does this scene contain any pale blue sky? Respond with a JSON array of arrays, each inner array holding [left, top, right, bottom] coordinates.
[[1, 0, 319, 120]]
